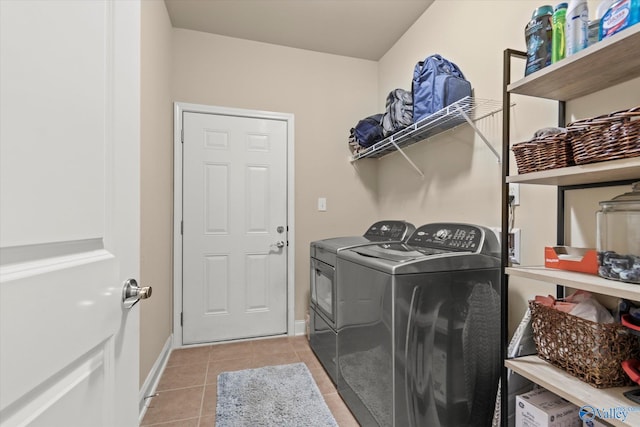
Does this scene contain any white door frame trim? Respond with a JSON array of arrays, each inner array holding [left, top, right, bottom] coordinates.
[[172, 102, 295, 348]]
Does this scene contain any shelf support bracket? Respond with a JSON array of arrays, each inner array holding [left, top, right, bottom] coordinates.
[[455, 106, 502, 163], [389, 138, 424, 177]]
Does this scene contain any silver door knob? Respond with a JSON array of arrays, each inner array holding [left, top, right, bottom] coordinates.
[[271, 240, 285, 249], [122, 278, 152, 309]]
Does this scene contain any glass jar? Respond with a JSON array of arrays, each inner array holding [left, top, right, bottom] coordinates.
[[596, 182, 640, 284]]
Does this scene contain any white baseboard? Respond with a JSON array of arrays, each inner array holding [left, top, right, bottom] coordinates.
[[138, 334, 173, 423], [294, 319, 307, 336]]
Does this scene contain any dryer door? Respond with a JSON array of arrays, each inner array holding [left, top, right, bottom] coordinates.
[[311, 258, 335, 324]]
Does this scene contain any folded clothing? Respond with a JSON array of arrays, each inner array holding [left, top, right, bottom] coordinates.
[[532, 127, 567, 139], [534, 290, 614, 323]]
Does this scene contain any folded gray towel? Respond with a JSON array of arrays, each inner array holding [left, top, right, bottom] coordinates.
[[533, 127, 567, 139]]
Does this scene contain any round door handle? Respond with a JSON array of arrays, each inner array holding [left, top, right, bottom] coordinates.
[[271, 240, 285, 249], [122, 278, 152, 309]]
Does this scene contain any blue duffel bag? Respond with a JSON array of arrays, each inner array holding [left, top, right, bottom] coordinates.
[[412, 54, 472, 123], [352, 113, 384, 148]]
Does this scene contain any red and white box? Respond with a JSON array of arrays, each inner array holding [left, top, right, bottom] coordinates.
[[544, 246, 598, 275]]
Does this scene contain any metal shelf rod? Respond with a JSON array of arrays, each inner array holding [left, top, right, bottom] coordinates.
[[456, 105, 501, 163], [388, 139, 425, 177]]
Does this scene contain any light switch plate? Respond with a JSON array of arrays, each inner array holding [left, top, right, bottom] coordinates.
[[318, 197, 327, 211]]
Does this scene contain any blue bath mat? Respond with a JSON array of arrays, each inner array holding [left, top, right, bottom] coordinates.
[[216, 362, 338, 426]]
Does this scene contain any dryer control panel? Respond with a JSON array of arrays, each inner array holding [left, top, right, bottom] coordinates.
[[407, 223, 491, 253], [364, 220, 416, 242]]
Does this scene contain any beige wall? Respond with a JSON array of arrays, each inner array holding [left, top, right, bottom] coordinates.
[[140, 0, 174, 387], [171, 29, 381, 322], [375, 0, 640, 333], [139, 1, 640, 385]]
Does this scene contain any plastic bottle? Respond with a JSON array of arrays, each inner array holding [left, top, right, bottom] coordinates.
[[566, 0, 589, 56], [600, 0, 640, 40], [586, 0, 617, 46], [552, 3, 568, 62], [525, 5, 554, 75], [597, 0, 618, 19]]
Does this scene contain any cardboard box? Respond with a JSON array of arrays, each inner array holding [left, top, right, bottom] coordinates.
[[544, 246, 598, 275], [516, 388, 581, 427]]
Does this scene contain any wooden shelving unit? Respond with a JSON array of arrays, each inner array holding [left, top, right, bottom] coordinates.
[[507, 157, 640, 186], [501, 24, 640, 427], [506, 266, 640, 301], [507, 25, 640, 101], [506, 356, 640, 427]]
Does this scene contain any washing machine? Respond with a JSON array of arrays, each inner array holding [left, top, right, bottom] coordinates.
[[309, 220, 415, 385], [336, 223, 501, 427]]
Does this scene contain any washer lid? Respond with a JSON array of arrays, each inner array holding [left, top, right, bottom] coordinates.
[[349, 243, 447, 263], [311, 236, 372, 253]]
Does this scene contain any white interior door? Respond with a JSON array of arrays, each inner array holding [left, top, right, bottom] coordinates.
[[182, 110, 288, 344], [0, 1, 140, 426]]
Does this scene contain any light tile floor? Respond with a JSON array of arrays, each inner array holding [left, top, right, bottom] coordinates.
[[141, 336, 359, 426]]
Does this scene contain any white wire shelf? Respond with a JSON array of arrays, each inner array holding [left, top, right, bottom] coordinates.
[[350, 96, 504, 164]]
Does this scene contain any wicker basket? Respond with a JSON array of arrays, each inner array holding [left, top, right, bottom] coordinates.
[[529, 300, 640, 388], [512, 132, 573, 174], [570, 106, 640, 165], [534, 132, 574, 171], [512, 141, 538, 174]]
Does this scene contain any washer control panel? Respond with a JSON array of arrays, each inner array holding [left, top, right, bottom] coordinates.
[[407, 223, 487, 252]]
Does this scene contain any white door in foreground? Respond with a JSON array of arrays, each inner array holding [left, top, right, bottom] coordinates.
[[0, 1, 141, 426]]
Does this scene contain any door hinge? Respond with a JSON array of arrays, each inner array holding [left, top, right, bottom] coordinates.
[[180, 312, 183, 326], [180, 220, 183, 235], [181, 128, 184, 143]]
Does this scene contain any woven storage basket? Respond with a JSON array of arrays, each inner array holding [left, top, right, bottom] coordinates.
[[570, 106, 640, 165], [534, 132, 574, 171], [512, 132, 573, 174], [619, 107, 640, 157], [529, 300, 640, 388], [512, 141, 538, 174]]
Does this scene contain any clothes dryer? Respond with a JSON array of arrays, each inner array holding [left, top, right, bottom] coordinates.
[[336, 223, 501, 427], [309, 220, 415, 385]]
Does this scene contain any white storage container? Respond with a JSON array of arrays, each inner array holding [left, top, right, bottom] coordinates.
[[516, 388, 581, 427]]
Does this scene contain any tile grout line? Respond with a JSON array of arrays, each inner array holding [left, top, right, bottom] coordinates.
[[144, 415, 200, 427], [199, 347, 213, 421]]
